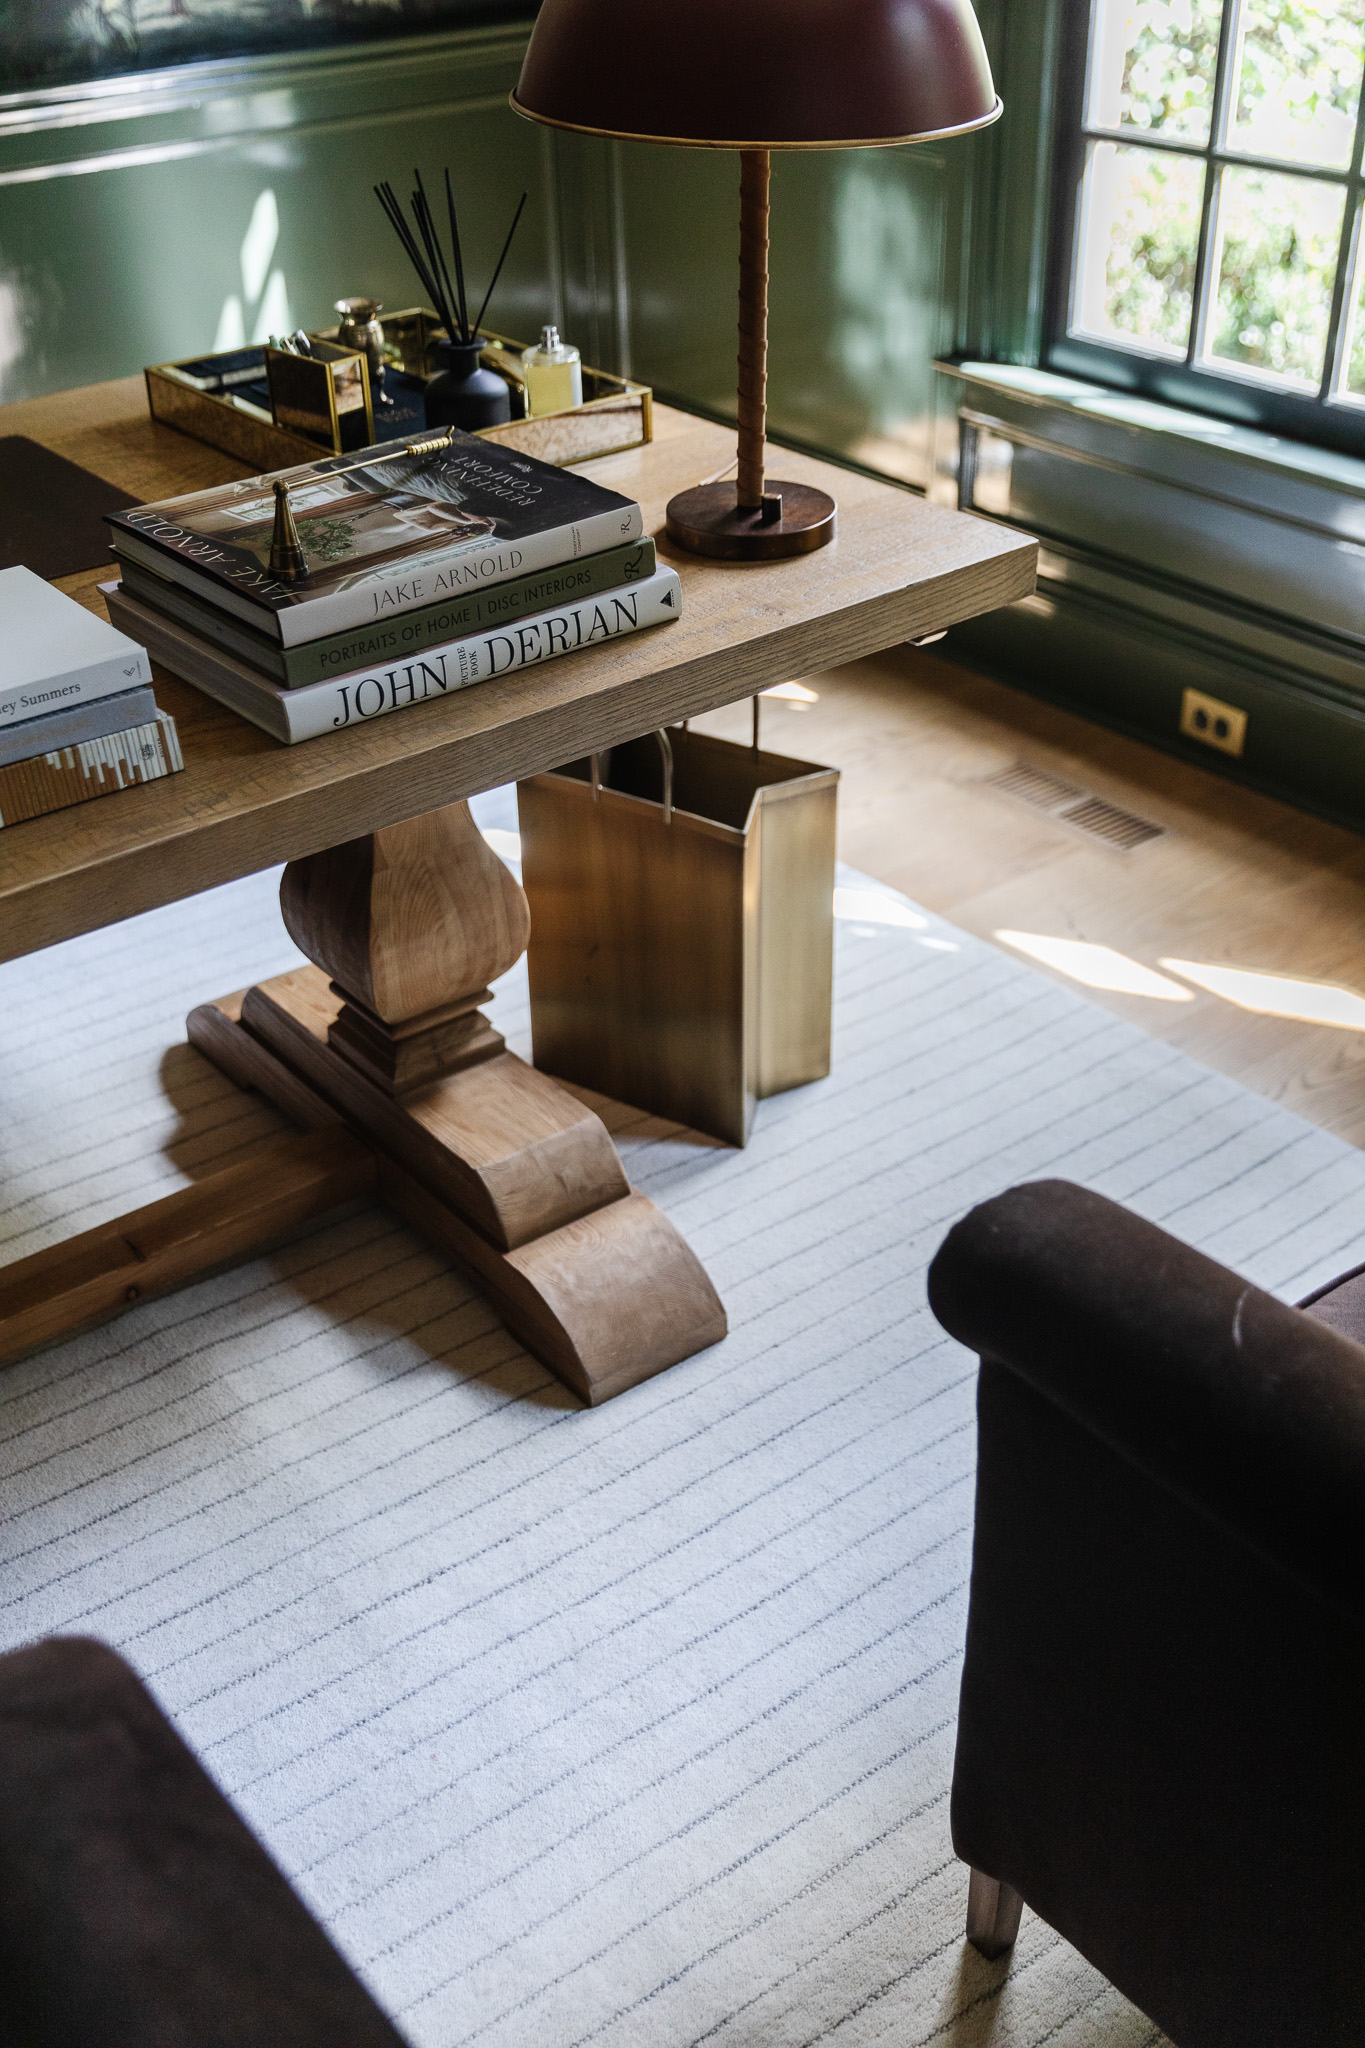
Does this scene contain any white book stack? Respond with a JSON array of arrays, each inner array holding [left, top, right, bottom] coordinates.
[[105, 567, 683, 743], [1, 565, 152, 722], [0, 565, 182, 828]]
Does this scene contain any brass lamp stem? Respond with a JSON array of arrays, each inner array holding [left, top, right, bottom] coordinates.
[[736, 148, 770, 514]]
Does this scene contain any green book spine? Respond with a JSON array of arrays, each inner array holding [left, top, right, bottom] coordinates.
[[117, 538, 658, 688], [284, 538, 658, 687]]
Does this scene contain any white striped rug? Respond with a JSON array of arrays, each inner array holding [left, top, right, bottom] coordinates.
[[3, 784, 1362, 2048]]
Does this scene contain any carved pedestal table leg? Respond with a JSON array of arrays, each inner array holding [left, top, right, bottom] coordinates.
[[187, 801, 727, 1405]]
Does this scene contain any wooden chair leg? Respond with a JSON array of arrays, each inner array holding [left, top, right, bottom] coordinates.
[[966, 1866, 1024, 1960]]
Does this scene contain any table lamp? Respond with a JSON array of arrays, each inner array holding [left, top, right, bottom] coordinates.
[[512, 0, 1000, 560]]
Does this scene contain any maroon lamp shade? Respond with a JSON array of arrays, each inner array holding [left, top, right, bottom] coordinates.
[[512, 0, 1000, 149], [513, 0, 999, 559]]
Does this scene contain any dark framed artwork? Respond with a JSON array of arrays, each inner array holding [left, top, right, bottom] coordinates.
[[0, 0, 535, 93]]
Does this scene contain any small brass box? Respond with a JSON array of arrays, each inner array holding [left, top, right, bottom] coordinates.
[[264, 341, 373, 454]]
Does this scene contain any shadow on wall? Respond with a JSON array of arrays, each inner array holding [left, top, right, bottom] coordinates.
[[0, 282, 23, 396], [620, 139, 959, 495], [832, 152, 946, 487]]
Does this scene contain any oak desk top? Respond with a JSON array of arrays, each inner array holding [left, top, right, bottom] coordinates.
[[0, 377, 1035, 963]]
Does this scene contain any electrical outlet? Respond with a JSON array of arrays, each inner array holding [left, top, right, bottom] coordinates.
[[1180, 687, 1247, 758]]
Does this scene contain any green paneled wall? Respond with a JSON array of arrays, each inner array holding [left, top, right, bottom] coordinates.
[[0, 29, 561, 398], [620, 141, 958, 488], [606, 0, 1062, 481], [0, 9, 1028, 493]]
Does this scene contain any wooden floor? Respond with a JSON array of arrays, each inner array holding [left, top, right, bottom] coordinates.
[[693, 644, 1365, 1150]]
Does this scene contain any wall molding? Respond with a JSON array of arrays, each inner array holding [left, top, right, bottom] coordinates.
[[0, 90, 516, 185], [0, 18, 638, 406], [952, 572, 1365, 834], [934, 363, 1365, 829], [0, 23, 533, 137]]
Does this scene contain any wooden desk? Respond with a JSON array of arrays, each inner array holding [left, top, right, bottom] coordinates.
[[0, 379, 1034, 965], [0, 376, 1035, 1403]]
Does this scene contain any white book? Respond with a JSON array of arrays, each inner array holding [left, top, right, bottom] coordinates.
[[0, 565, 152, 727], [104, 567, 683, 745]]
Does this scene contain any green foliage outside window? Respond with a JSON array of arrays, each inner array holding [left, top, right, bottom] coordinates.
[[1097, 145, 1203, 351], [1232, 0, 1365, 165], [1211, 168, 1344, 382], [1086, 0, 1365, 393], [1115, 0, 1223, 137]]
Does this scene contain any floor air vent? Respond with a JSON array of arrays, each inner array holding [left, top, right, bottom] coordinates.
[[985, 762, 1083, 811], [1059, 795, 1164, 850], [982, 762, 1165, 851]]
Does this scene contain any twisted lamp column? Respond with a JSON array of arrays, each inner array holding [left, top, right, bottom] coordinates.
[[664, 149, 836, 560], [736, 148, 771, 514]]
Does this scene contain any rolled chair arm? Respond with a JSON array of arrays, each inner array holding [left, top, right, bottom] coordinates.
[[928, 1179, 1365, 1616], [0, 1637, 409, 2046]]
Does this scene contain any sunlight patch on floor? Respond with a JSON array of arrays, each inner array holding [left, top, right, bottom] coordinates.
[[836, 887, 928, 930], [994, 930, 1365, 1034], [1161, 960, 1365, 1031], [995, 931, 1194, 1001], [761, 681, 820, 707]]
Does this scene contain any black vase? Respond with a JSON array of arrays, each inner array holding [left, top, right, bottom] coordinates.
[[424, 338, 512, 431]]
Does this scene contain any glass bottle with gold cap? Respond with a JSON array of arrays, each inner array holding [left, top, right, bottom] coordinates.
[[521, 325, 583, 415]]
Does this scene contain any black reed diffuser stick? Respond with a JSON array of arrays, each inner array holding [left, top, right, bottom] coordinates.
[[472, 191, 528, 339], [413, 171, 459, 335], [444, 169, 469, 342], [374, 172, 527, 345], [374, 181, 448, 328]]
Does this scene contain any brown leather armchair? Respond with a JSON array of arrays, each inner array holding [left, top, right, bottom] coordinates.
[[928, 1179, 1365, 2048], [0, 1636, 408, 2048]]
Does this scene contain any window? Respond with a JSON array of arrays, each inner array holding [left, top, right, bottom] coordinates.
[[1049, 0, 1365, 454]]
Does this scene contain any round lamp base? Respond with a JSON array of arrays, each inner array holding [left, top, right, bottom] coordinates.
[[665, 480, 836, 561]]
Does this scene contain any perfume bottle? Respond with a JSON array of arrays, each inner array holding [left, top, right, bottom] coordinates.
[[522, 326, 582, 415]]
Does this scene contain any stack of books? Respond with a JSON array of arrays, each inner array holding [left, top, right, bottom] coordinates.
[[0, 567, 182, 830], [102, 430, 682, 744]]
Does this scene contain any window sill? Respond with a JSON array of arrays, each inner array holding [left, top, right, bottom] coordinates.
[[933, 360, 1365, 545]]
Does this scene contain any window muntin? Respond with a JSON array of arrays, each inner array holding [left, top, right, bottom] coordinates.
[[1061, 0, 1365, 436]]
